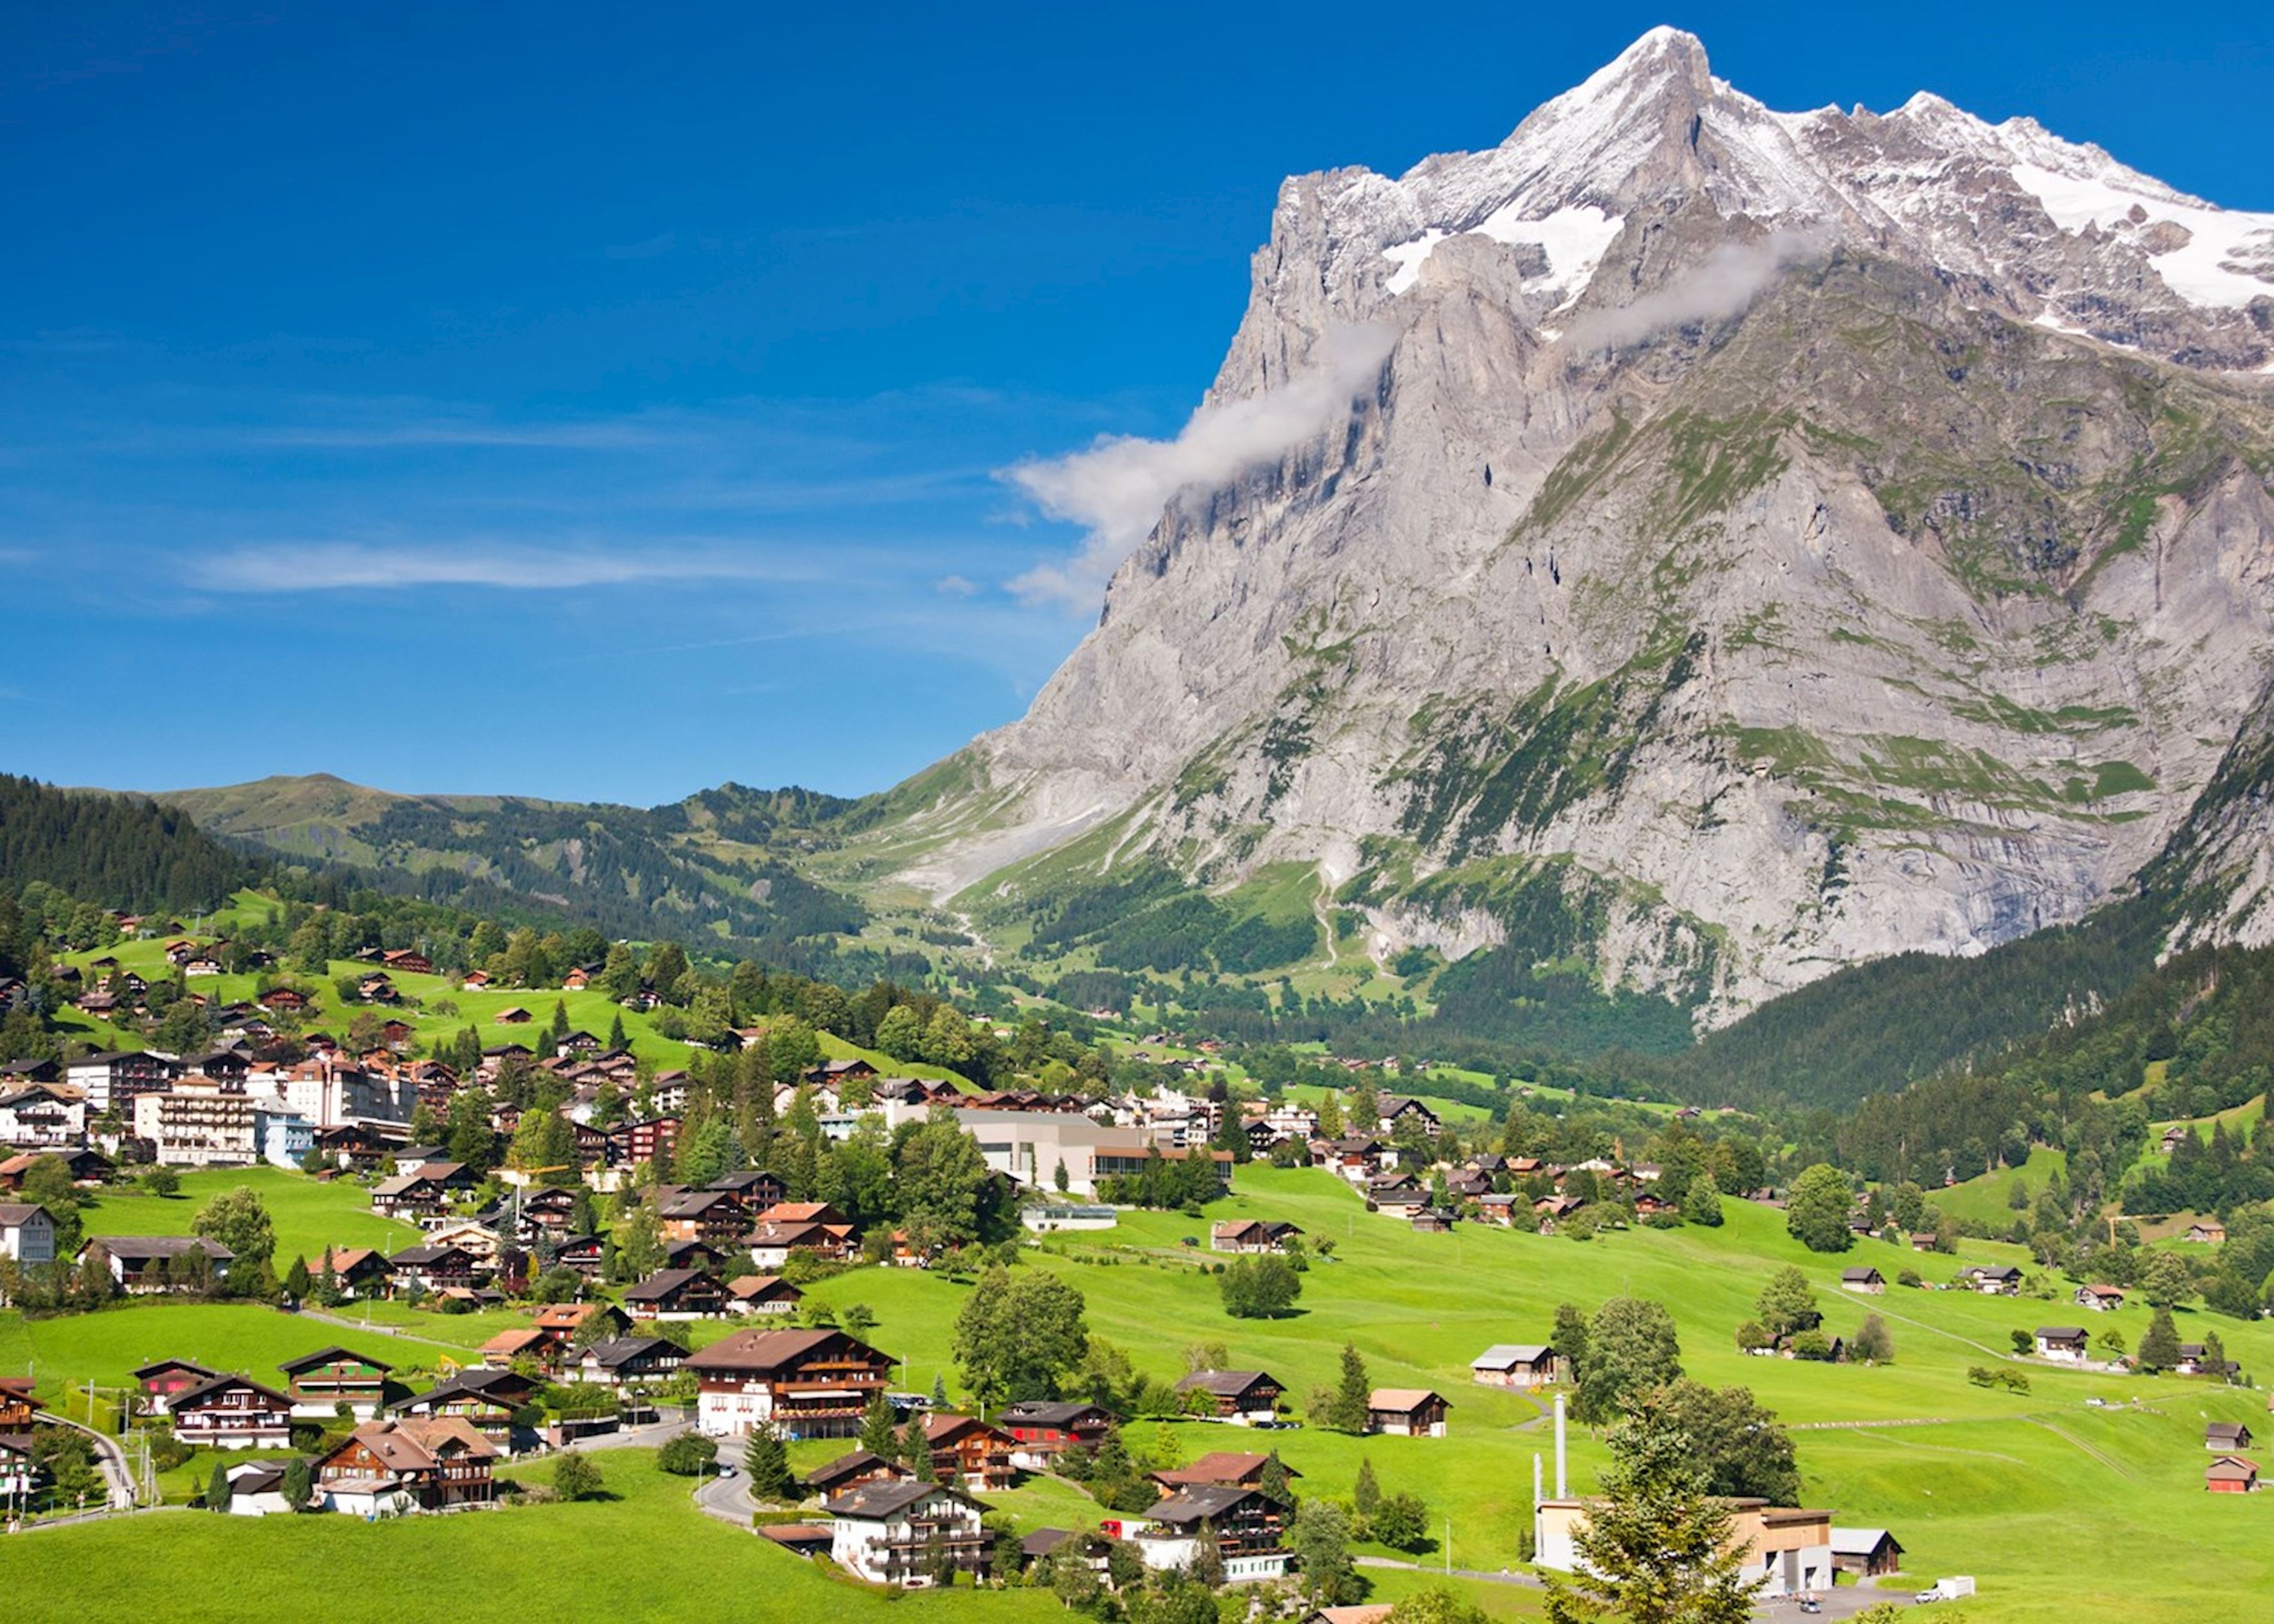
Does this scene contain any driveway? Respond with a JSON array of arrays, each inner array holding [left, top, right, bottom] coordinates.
[[693, 1467, 752, 1526]]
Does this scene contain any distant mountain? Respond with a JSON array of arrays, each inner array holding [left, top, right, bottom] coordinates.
[[862, 27, 2274, 1040], [163, 774, 874, 962]]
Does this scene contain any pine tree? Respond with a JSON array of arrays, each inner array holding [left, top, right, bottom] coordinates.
[[1353, 1457, 1381, 1519], [282, 1254, 311, 1300], [1330, 1343, 1372, 1433], [859, 1390, 900, 1459], [743, 1427, 795, 1502], [1543, 1393, 1754, 1624], [608, 1011, 627, 1051], [2138, 1305, 2183, 1372]]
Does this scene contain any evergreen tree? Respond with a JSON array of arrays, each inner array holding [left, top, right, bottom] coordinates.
[[743, 1427, 796, 1501], [282, 1254, 311, 1300], [859, 1390, 900, 1459], [1553, 1302, 1590, 1385], [1353, 1457, 1381, 1520], [1683, 1169, 1724, 1227], [2138, 1305, 2183, 1372], [607, 1011, 627, 1051], [1543, 1393, 1754, 1624], [206, 1460, 231, 1511], [1329, 1343, 1372, 1433]]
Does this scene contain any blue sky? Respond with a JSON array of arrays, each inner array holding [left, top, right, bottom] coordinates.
[[3, 1, 2268, 805]]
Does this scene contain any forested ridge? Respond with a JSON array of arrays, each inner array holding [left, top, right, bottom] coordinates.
[[0, 774, 256, 913]]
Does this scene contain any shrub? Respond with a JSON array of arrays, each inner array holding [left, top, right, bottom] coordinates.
[[657, 1431, 719, 1476], [552, 1452, 603, 1502]]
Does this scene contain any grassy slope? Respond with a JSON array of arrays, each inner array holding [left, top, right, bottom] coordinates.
[[79, 1167, 422, 1262], [10, 1165, 2272, 1620], [789, 1167, 2272, 1623], [4, 1450, 1072, 1624]]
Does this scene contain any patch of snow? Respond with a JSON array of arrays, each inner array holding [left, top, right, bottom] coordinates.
[[1383, 229, 1446, 295], [1382, 204, 1625, 305], [2009, 161, 2274, 312]]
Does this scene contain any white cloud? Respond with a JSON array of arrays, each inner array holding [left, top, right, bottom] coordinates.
[[933, 573, 979, 596], [187, 543, 799, 593], [1561, 231, 1830, 352], [1002, 324, 1398, 611]]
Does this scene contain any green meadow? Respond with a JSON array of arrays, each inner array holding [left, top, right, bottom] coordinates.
[[11, 1163, 2274, 1620], [78, 1166, 422, 1263]]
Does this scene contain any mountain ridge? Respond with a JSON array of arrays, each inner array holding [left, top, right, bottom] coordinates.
[[877, 28, 2274, 1030]]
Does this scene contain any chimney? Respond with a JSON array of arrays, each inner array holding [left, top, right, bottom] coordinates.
[[1554, 1393, 1567, 1498]]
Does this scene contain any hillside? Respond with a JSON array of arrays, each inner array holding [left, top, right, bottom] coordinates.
[[163, 774, 877, 970], [0, 773, 256, 915], [835, 28, 2274, 1044]]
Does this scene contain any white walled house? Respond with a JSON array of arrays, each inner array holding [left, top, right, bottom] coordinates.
[[0, 1202, 58, 1269], [827, 1480, 991, 1586]]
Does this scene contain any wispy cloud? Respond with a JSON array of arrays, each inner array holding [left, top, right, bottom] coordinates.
[[1561, 230, 1830, 352], [186, 543, 812, 593], [932, 573, 979, 596], [247, 418, 668, 450], [1001, 324, 1397, 612], [603, 231, 679, 261]]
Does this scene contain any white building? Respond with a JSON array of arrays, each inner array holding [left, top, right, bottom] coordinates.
[[0, 1082, 87, 1147], [1535, 1498, 1833, 1598], [0, 1202, 58, 1268], [953, 1109, 1228, 1198], [828, 1480, 991, 1586]]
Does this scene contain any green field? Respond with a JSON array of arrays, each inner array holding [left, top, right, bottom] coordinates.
[[78, 1166, 422, 1264], [11, 1163, 2273, 1620]]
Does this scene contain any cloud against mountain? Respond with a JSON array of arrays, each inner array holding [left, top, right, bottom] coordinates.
[[1003, 324, 1397, 611]]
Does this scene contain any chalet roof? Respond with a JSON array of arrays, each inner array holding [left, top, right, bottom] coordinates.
[[1472, 1344, 1553, 1368], [403, 1368, 538, 1409], [1001, 1400, 1114, 1427], [1149, 1483, 1258, 1526], [131, 1357, 216, 1381], [1828, 1527, 1902, 1557], [623, 1267, 719, 1302], [582, 1334, 679, 1368], [0, 1203, 51, 1227], [726, 1274, 799, 1300], [1841, 1267, 1884, 1282], [1153, 1451, 1300, 1486], [277, 1345, 391, 1375], [684, 1327, 885, 1376], [481, 1328, 552, 1356], [172, 1372, 295, 1411], [827, 1479, 979, 1521], [806, 1448, 907, 1491], [388, 1245, 472, 1267], [338, 1416, 497, 1472], [2036, 1325, 2089, 1341], [1369, 1388, 1447, 1411], [94, 1235, 233, 1263], [1174, 1368, 1275, 1398]]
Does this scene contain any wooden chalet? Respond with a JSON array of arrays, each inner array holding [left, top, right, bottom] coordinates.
[[999, 1399, 1116, 1467], [317, 1416, 496, 1514], [623, 1267, 729, 1320], [684, 1327, 892, 1440], [574, 1334, 685, 1389], [1173, 1368, 1283, 1425], [169, 1372, 295, 1449], [395, 1368, 543, 1452], [725, 1273, 803, 1316], [83, 1235, 232, 1293], [1367, 1388, 1450, 1437], [923, 1412, 1019, 1490], [277, 1347, 393, 1418]]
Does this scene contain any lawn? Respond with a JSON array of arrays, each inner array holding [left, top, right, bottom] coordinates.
[[14, 1164, 2274, 1621], [7, 1301, 463, 1408], [79, 1166, 421, 1265], [785, 1165, 2274, 1623], [3, 1450, 1079, 1624]]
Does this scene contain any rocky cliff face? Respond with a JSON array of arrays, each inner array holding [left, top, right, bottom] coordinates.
[[889, 29, 2274, 1026]]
